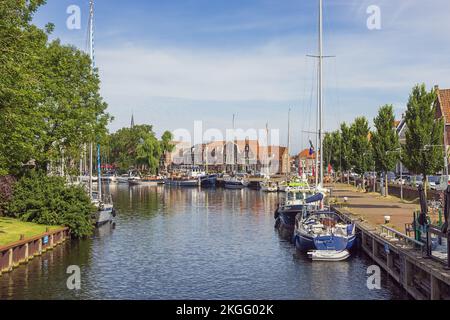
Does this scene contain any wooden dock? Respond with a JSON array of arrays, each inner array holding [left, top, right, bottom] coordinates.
[[0, 227, 70, 276], [333, 206, 450, 300]]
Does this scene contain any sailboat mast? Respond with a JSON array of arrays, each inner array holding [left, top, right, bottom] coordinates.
[[318, 0, 324, 187], [232, 114, 236, 174], [88, 0, 101, 200], [287, 108, 291, 176]]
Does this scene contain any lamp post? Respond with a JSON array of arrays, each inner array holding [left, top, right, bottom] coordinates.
[[386, 148, 403, 200]]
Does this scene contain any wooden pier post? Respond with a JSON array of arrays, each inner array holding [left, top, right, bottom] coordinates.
[[431, 275, 441, 300], [8, 248, 13, 272]]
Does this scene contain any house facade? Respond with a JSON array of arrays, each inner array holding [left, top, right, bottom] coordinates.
[[435, 85, 450, 174], [165, 139, 289, 174]]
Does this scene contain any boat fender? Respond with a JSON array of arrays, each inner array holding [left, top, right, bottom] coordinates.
[[112, 208, 117, 217]]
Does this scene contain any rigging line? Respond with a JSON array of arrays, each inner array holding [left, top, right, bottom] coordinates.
[[307, 57, 317, 150], [300, 55, 310, 153]]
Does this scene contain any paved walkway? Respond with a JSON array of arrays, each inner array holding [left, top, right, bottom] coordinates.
[[328, 183, 421, 232]]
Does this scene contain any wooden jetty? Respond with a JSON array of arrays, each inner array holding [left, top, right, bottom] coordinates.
[[333, 206, 450, 300], [0, 227, 70, 276]]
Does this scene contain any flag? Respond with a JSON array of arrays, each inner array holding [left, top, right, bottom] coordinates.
[[309, 140, 315, 156]]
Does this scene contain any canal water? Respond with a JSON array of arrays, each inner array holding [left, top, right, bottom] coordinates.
[[0, 185, 408, 300]]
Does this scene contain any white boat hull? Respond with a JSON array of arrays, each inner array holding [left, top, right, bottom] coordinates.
[[307, 250, 350, 262], [95, 204, 114, 226]]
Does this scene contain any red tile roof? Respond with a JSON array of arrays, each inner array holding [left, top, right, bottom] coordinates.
[[437, 88, 450, 124], [298, 149, 316, 160]]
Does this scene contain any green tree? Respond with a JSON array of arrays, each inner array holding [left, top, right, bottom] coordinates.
[[0, 1, 111, 175], [340, 123, 353, 183], [323, 130, 341, 174], [109, 125, 169, 174], [6, 172, 94, 238], [402, 84, 444, 189], [0, 0, 49, 174], [160, 131, 175, 171], [371, 105, 400, 196], [350, 117, 373, 189]]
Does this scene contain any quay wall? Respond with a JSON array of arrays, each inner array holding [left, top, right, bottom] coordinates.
[[333, 206, 450, 300], [0, 227, 70, 276]]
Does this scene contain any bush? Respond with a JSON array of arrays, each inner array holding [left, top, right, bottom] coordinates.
[[6, 172, 94, 238], [0, 175, 17, 216]]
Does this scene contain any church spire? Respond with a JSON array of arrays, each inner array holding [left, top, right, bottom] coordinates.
[[131, 112, 135, 128]]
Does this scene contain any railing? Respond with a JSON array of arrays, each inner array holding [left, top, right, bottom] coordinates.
[[380, 225, 425, 253]]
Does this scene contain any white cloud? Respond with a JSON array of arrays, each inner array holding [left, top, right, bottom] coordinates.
[[97, 44, 308, 102]]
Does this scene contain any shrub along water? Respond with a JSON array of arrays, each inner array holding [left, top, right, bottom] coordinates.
[[4, 172, 95, 238]]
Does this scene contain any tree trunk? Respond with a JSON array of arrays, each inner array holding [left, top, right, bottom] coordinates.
[[347, 171, 350, 184], [423, 173, 428, 199], [385, 174, 388, 197]]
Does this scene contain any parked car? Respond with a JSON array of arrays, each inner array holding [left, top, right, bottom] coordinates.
[[432, 175, 450, 191], [409, 175, 423, 187], [364, 172, 376, 180], [394, 175, 408, 185], [428, 175, 440, 190], [349, 172, 360, 180], [380, 172, 396, 183]]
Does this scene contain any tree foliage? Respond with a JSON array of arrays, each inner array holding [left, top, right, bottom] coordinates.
[[371, 105, 400, 173], [5, 172, 95, 238], [350, 117, 373, 174], [0, 0, 111, 175], [339, 122, 353, 173], [323, 130, 342, 172], [402, 84, 444, 178], [108, 126, 174, 174]]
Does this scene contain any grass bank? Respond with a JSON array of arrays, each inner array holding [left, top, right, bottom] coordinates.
[[0, 217, 61, 247]]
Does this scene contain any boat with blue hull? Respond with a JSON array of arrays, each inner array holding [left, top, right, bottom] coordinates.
[[274, 186, 317, 241], [294, 206, 356, 254], [224, 175, 249, 189], [201, 174, 218, 187]]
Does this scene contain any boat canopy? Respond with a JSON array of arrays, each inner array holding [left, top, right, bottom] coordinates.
[[305, 193, 324, 204]]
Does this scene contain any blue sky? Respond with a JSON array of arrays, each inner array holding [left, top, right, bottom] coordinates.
[[33, 0, 450, 153]]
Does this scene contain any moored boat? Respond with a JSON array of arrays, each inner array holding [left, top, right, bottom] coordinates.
[[91, 191, 115, 226], [274, 186, 316, 241], [200, 174, 218, 187], [167, 177, 200, 187], [260, 179, 278, 192], [308, 250, 350, 262], [293, 203, 356, 258], [128, 175, 142, 185], [224, 175, 249, 189], [117, 174, 129, 184]]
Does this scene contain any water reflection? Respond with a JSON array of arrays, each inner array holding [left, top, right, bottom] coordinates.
[[0, 186, 406, 300]]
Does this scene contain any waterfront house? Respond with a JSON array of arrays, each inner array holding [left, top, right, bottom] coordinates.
[[295, 149, 316, 175], [435, 85, 450, 173], [166, 139, 288, 174]]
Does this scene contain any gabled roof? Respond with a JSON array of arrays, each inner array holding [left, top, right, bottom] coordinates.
[[298, 149, 316, 160], [437, 87, 450, 124]]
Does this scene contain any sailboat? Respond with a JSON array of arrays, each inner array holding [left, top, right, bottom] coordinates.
[[293, 0, 355, 259], [88, 0, 114, 226]]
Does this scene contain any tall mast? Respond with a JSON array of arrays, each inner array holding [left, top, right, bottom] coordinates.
[[318, 0, 324, 187], [232, 114, 236, 173], [266, 122, 269, 176], [88, 0, 94, 199], [89, 0, 102, 200], [287, 108, 291, 176]]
